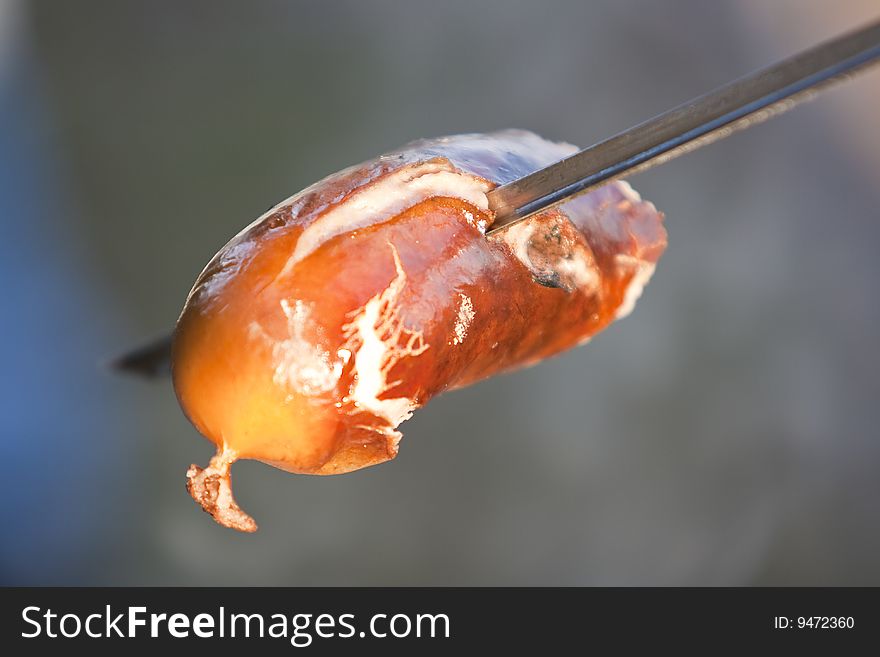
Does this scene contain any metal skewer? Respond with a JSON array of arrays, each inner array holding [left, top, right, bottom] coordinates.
[[486, 20, 880, 234]]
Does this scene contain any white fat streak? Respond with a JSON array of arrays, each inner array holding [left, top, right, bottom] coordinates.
[[556, 254, 600, 292], [285, 163, 492, 274], [348, 292, 401, 420], [271, 299, 346, 395], [500, 220, 535, 265], [343, 246, 428, 429], [451, 293, 475, 346], [614, 254, 657, 319]]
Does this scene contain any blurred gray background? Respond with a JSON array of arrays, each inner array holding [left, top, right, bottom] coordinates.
[[1, 0, 878, 585]]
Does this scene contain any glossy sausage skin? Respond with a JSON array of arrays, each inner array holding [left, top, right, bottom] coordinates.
[[172, 130, 666, 531]]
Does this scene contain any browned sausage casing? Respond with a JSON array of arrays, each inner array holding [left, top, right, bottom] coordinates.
[[172, 130, 667, 531]]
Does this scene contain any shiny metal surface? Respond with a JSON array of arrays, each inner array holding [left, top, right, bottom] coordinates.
[[487, 20, 880, 234]]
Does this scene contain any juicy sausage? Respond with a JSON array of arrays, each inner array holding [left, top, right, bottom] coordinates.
[[172, 130, 667, 532]]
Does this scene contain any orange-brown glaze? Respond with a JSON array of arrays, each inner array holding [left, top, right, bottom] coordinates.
[[172, 130, 666, 531]]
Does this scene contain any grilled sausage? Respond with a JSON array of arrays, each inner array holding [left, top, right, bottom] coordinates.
[[172, 130, 667, 531]]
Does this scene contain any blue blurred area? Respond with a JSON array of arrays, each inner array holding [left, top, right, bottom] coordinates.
[[0, 25, 136, 584]]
